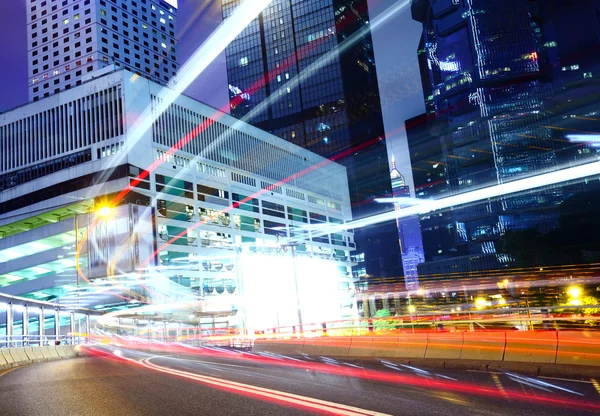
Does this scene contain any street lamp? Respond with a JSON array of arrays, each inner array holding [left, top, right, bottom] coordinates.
[[567, 286, 581, 300], [276, 236, 304, 337]]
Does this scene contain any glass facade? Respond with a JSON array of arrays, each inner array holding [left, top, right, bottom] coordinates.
[[411, 0, 600, 277], [223, 0, 402, 279]]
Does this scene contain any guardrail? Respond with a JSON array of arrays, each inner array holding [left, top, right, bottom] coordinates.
[[0, 344, 79, 371], [253, 331, 600, 368], [0, 335, 84, 348]]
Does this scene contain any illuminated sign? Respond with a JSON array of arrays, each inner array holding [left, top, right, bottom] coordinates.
[[229, 84, 251, 101]]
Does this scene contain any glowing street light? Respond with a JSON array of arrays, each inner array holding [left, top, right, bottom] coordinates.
[[567, 286, 581, 299], [97, 206, 112, 218], [475, 298, 487, 309], [408, 305, 416, 313]]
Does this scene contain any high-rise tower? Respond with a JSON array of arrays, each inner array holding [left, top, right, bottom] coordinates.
[[410, 0, 600, 277], [222, 0, 402, 279], [26, 0, 179, 102]]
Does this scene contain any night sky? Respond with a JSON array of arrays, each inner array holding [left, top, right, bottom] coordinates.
[[0, 0, 423, 189]]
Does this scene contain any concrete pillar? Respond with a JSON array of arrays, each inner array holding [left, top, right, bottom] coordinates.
[[23, 306, 29, 344], [54, 310, 60, 343], [6, 303, 13, 347], [70, 311, 76, 344], [86, 314, 91, 343], [382, 296, 390, 311], [362, 298, 370, 318], [368, 297, 376, 317], [39, 307, 45, 344]]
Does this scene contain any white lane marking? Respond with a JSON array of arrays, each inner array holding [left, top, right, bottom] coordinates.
[[507, 376, 552, 393], [142, 356, 392, 416], [398, 364, 430, 374], [435, 374, 457, 381], [506, 372, 583, 396], [155, 355, 252, 370], [344, 362, 363, 369], [538, 376, 592, 384]]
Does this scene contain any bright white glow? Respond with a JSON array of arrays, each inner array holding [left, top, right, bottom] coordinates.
[[567, 134, 600, 147], [163, 0, 178, 8], [97, 206, 112, 218], [92, 0, 272, 189], [240, 253, 355, 335], [323, 160, 600, 236]]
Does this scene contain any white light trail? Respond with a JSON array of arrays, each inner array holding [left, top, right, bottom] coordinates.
[[320, 160, 600, 235], [90, 0, 273, 187]]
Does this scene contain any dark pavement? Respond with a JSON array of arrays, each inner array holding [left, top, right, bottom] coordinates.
[[0, 345, 599, 415]]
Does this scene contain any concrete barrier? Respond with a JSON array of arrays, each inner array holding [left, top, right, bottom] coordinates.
[[504, 331, 557, 364], [461, 331, 506, 361], [9, 348, 30, 364], [29, 346, 45, 361], [47, 346, 60, 359], [393, 333, 428, 359], [61, 345, 77, 358], [425, 332, 464, 360], [0, 345, 81, 368], [253, 339, 305, 356], [348, 336, 396, 358], [300, 336, 352, 357], [556, 331, 600, 366], [56, 345, 68, 358], [40, 346, 54, 360], [252, 331, 600, 370], [1, 349, 16, 365], [319, 337, 352, 357]]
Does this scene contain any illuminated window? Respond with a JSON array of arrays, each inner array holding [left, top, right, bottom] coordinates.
[[239, 56, 248, 66], [161, 42, 167, 48], [63, 18, 69, 24], [285, 72, 289, 80], [74, 13, 79, 20], [277, 74, 281, 82], [100, 9, 106, 16], [160, 18, 166, 24]]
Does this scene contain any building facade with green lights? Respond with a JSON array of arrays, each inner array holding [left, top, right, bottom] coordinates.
[[0, 68, 357, 339]]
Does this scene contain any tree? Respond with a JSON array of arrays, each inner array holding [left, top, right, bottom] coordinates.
[[498, 190, 600, 267]]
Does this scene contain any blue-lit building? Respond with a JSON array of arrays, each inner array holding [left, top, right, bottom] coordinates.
[[222, 0, 402, 280], [390, 159, 424, 290], [410, 0, 600, 277]]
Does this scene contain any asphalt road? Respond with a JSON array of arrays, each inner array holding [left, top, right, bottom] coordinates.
[[1, 345, 599, 416]]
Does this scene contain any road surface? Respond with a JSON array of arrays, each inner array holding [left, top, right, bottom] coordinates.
[[0, 345, 599, 415]]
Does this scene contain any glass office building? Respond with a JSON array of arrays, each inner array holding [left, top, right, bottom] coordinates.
[[222, 0, 402, 280], [410, 0, 600, 278]]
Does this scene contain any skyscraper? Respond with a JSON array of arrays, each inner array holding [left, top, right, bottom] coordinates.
[[221, 0, 401, 279], [410, 0, 600, 278], [26, 0, 179, 102]]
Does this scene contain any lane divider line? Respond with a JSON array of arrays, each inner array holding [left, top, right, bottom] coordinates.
[[141, 356, 392, 416]]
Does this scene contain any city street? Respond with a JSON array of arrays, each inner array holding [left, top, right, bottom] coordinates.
[[0, 348, 599, 415]]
